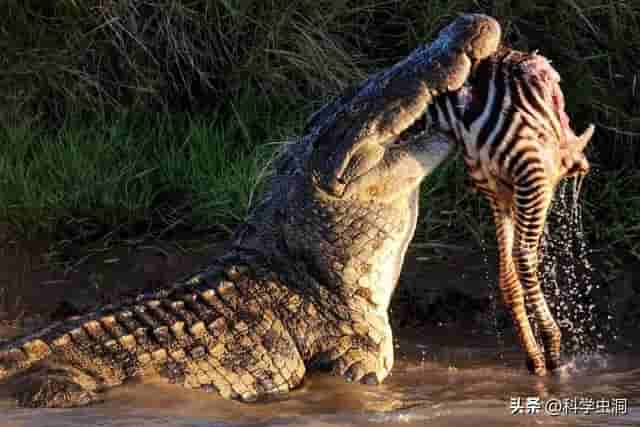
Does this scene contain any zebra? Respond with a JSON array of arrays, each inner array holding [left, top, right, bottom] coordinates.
[[420, 47, 594, 375]]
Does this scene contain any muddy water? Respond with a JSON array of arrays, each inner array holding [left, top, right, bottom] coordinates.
[[2, 330, 639, 427]]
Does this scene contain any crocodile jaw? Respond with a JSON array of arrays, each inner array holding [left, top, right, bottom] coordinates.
[[283, 133, 454, 315]]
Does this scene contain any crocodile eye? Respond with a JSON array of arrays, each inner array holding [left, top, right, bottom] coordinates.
[[394, 114, 428, 146]]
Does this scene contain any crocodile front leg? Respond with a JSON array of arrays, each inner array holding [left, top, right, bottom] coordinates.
[[296, 304, 394, 386], [327, 314, 393, 385]]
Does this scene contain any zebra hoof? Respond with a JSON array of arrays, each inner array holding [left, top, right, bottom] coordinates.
[[525, 358, 547, 376], [550, 361, 576, 380]]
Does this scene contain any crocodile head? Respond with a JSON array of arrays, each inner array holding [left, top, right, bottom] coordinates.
[[272, 14, 501, 314], [308, 14, 501, 200]]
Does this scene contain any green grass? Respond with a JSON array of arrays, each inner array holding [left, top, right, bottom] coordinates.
[[0, 0, 638, 261], [0, 92, 309, 242], [583, 169, 640, 260]]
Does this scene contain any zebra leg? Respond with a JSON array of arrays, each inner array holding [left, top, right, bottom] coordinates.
[[512, 182, 562, 372], [489, 197, 546, 375]]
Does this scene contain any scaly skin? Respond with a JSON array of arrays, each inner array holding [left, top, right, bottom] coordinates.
[[0, 14, 501, 408]]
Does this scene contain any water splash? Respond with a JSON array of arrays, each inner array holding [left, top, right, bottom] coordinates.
[[480, 238, 504, 357], [538, 177, 612, 358]]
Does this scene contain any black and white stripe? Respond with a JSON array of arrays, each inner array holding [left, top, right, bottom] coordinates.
[[426, 49, 570, 375], [427, 50, 565, 195]]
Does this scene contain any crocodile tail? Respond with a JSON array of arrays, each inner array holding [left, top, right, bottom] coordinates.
[[0, 324, 58, 381], [0, 304, 131, 382]]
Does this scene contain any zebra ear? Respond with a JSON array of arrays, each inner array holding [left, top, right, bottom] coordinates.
[[573, 124, 595, 153]]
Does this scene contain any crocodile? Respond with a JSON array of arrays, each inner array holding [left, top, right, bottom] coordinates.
[[0, 14, 501, 408]]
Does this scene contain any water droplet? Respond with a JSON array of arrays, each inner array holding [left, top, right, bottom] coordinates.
[[538, 178, 613, 358]]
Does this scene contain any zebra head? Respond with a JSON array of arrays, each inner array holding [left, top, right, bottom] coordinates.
[[510, 50, 595, 184], [460, 48, 595, 187]]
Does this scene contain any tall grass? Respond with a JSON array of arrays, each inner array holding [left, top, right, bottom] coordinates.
[[0, 0, 638, 258], [0, 92, 307, 241], [0, 0, 370, 119]]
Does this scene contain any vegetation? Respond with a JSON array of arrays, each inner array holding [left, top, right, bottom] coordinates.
[[1, 0, 638, 259]]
